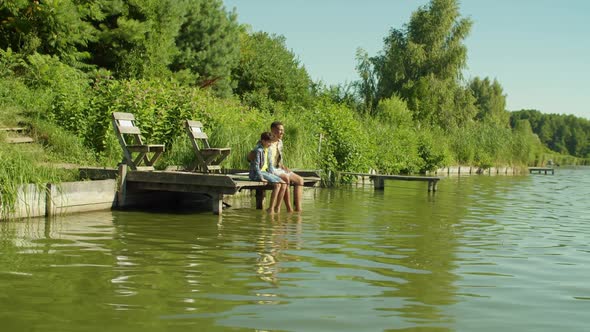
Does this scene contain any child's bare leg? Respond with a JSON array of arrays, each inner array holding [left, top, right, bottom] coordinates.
[[275, 183, 287, 213], [266, 183, 280, 213], [279, 174, 293, 212]]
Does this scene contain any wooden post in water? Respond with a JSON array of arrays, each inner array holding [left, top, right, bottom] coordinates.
[[211, 192, 223, 215], [428, 180, 439, 192], [255, 189, 265, 209], [117, 164, 127, 208], [373, 177, 385, 190]]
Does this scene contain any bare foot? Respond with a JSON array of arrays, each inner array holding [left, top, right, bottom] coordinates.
[[266, 208, 274, 214]]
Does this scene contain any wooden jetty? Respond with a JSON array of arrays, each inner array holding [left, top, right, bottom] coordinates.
[[528, 167, 554, 175], [341, 172, 441, 192], [80, 166, 321, 215]]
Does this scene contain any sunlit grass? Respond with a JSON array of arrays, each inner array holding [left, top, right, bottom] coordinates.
[[0, 106, 88, 219]]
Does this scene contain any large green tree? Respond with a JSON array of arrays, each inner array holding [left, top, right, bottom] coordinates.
[[172, 0, 240, 96], [372, 0, 474, 128], [0, 0, 96, 66], [84, 0, 187, 78], [469, 77, 509, 127], [232, 29, 313, 110]]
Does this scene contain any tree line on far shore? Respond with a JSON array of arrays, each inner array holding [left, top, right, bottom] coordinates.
[[0, 0, 587, 191], [511, 110, 590, 159]]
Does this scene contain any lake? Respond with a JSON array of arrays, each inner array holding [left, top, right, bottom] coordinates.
[[1, 167, 589, 331]]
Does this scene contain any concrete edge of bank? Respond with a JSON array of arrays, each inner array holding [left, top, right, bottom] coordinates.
[[1, 179, 117, 221]]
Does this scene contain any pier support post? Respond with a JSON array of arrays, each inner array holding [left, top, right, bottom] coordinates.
[[117, 164, 127, 208], [428, 180, 439, 192], [255, 189, 265, 209], [211, 193, 223, 215], [373, 177, 385, 190]]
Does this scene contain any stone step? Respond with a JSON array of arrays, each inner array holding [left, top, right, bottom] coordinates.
[[0, 127, 26, 132], [6, 136, 34, 144]]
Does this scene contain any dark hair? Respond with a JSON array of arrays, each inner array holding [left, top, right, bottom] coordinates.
[[260, 131, 272, 141], [270, 121, 283, 130]]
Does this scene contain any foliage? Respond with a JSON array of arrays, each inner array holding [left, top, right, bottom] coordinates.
[[354, 48, 377, 114], [369, 121, 421, 174], [469, 77, 509, 127], [0, 144, 75, 219], [372, 0, 474, 129], [0, 109, 89, 219], [172, 0, 240, 96], [0, 0, 96, 66], [315, 99, 373, 182], [232, 29, 313, 111], [0, 47, 25, 77], [417, 129, 450, 172], [447, 122, 537, 168], [511, 109, 590, 158], [84, 0, 188, 79], [375, 96, 413, 127], [23, 53, 92, 133], [312, 81, 358, 112], [0, 59, 54, 115], [511, 119, 544, 166], [29, 117, 97, 165]]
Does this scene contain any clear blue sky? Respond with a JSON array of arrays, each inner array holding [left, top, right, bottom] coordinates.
[[223, 0, 590, 119]]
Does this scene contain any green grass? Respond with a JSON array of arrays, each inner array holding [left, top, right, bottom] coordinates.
[[0, 105, 92, 219]]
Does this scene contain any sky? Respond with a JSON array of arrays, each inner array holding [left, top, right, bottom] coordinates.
[[223, 0, 590, 119]]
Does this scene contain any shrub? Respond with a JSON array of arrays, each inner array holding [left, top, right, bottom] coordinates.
[[315, 99, 373, 182]]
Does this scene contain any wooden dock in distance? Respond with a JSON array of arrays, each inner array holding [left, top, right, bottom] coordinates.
[[341, 172, 441, 192], [528, 167, 554, 175], [79, 166, 321, 214]]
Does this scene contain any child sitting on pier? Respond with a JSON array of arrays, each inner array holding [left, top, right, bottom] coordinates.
[[249, 132, 287, 213]]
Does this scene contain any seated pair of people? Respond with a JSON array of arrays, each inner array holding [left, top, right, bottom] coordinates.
[[249, 131, 301, 213]]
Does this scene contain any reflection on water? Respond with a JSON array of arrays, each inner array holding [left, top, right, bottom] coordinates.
[[1, 168, 590, 331]]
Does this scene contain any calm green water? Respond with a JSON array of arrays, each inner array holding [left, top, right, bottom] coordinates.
[[2, 168, 590, 331]]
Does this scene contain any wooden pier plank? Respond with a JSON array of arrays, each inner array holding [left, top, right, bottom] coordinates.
[[528, 167, 554, 175], [341, 171, 441, 192]]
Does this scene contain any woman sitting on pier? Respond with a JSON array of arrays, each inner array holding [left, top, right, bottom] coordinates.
[[249, 132, 287, 213]]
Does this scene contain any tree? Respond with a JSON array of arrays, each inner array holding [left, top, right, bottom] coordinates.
[[375, 95, 413, 127], [85, 0, 187, 78], [172, 0, 240, 96], [354, 48, 377, 114], [232, 29, 313, 110], [469, 77, 509, 127], [510, 110, 590, 158], [404, 74, 476, 128], [372, 0, 473, 128], [0, 0, 96, 66]]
